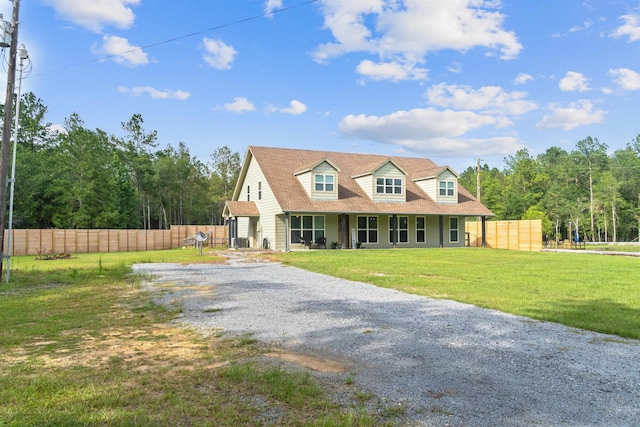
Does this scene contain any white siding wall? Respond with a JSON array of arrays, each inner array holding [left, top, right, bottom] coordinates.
[[311, 162, 338, 200], [241, 156, 282, 248], [414, 177, 437, 200], [373, 163, 405, 202], [354, 175, 373, 198], [437, 170, 458, 204], [296, 171, 312, 198]]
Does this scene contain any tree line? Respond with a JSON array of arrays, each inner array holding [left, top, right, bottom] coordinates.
[[459, 135, 640, 243], [4, 93, 241, 229], [3, 92, 639, 241]]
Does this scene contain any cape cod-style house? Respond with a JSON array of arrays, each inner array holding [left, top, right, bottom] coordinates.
[[223, 146, 493, 251]]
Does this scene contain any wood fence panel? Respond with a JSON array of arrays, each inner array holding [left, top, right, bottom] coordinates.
[[126, 230, 137, 252], [2, 226, 227, 256], [465, 220, 542, 252], [11, 230, 26, 256]]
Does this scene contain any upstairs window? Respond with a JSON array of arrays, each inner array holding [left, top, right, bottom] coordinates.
[[258, 182, 262, 200], [247, 185, 250, 201], [439, 180, 455, 196], [376, 177, 402, 194], [314, 174, 335, 192]]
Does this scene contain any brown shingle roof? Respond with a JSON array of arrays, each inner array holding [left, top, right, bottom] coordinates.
[[225, 201, 260, 217], [248, 146, 493, 216]]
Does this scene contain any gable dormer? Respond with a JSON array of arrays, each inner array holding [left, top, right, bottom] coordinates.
[[294, 158, 339, 200], [413, 166, 459, 204], [352, 159, 407, 202]]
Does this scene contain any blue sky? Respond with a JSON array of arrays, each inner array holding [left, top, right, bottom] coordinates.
[[2, 0, 639, 173]]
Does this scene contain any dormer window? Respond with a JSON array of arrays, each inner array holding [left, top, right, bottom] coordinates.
[[376, 177, 402, 194], [439, 180, 455, 196], [315, 174, 335, 192]]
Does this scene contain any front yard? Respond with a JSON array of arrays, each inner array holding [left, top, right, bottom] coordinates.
[[272, 248, 640, 339]]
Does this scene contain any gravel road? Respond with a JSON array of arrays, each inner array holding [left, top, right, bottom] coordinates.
[[133, 251, 640, 426]]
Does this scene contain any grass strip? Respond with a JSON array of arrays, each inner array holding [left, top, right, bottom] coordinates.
[[0, 249, 382, 426], [272, 248, 640, 339]]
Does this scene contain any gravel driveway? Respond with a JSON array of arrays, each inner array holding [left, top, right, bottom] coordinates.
[[133, 251, 640, 426]]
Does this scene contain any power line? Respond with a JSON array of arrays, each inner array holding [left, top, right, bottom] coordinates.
[[29, 0, 319, 79]]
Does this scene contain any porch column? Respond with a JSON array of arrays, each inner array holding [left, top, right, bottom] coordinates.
[[481, 216, 487, 247], [439, 215, 444, 247], [234, 218, 239, 249], [227, 218, 232, 248], [391, 214, 397, 248], [341, 214, 346, 249], [285, 212, 290, 252]]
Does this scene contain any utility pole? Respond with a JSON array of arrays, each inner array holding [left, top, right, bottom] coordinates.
[[0, 0, 20, 280], [476, 157, 481, 202]]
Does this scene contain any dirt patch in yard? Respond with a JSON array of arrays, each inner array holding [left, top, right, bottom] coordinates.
[[265, 348, 351, 373]]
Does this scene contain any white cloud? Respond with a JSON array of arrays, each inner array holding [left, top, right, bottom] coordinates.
[[535, 100, 605, 130], [45, 0, 139, 33], [356, 59, 428, 81], [48, 123, 67, 135], [609, 68, 640, 91], [118, 86, 190, 100], [559, 71, 591, 92], [610, 14, 640, 42], [313, 0, 522, 81], [265, 0, 283, 16], [281, 100, 308, 115], [267, 100, 308, 115], [223, 97, 255, 113], [96, 35, 148, 66], [514, 73, 533, 85], [447, 62, 462, 74], [338, 107, 522, 156], [203, 37, 237, 70], [569, 20, 593, 33], [425, 83, 537, 116]]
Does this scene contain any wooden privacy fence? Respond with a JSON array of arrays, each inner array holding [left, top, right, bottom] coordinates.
[[465, 220, 542, 251], [3, 225, 228, 256]]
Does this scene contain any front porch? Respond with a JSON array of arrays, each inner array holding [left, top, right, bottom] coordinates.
[[280, 213, 488, 252]]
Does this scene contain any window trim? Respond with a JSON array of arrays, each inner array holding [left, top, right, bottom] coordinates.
[[290, 215, 325, 244], [416, 216, 426, 243], [376, 177, 403, 194], [449, 217, 459, 243], [439, 180, 456, 197], [356, 215, 378, 244], [389, 215, 409, 244], [314, 173, 336, 192]]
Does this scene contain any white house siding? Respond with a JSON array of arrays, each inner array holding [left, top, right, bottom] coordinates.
[[414, 178, 437, 201], [310, 162, 338, 201], [296, 171, 312, 198], [437, 170, 458, 204], [243, 155, 282, 248], [373, 163, 406, 202], [275, 214, 286, 251], [354, 175, 373, 198]]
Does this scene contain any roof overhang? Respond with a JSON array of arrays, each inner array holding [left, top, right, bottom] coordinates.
[[223, 201, 260, 218]]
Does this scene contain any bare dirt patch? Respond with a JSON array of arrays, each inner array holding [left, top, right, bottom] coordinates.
[[265, 348, 351, 373], [7, 324, 226, 373]]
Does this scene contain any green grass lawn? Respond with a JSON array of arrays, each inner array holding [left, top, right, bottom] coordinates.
[[273, 248, 640, 339], [0, 249, 381, 426]]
